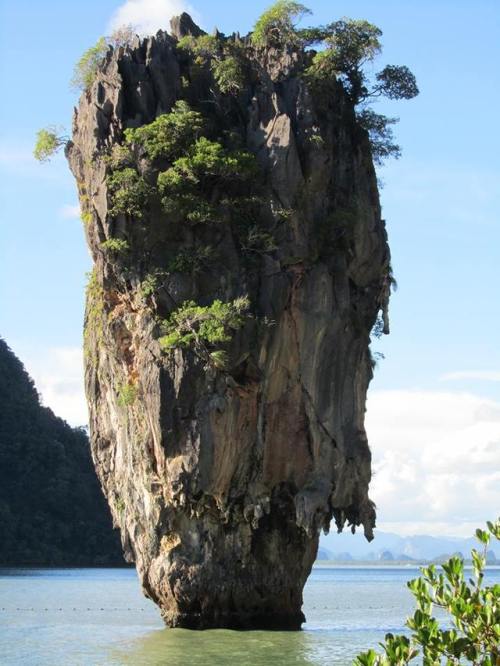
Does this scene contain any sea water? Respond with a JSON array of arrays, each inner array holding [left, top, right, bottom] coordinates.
[[1, 566, 498, 665]]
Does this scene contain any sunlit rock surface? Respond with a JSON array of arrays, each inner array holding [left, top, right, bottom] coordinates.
[[67, 14, 390, 629]]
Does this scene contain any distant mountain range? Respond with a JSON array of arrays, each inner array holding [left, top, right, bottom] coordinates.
[[318, 528, 500, 562]]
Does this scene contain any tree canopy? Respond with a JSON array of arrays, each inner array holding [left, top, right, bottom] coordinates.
[[252, 2, 419, 163], [252, 1, 312, 47], [70, 36, 108, 91], [33, 127, 67, 162]]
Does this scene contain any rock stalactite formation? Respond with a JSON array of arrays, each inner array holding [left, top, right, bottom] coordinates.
[[67, 14, 391, 629]]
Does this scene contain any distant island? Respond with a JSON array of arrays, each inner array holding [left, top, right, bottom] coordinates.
[[0, 338, 124, 567], [318, 529, 500, 565]]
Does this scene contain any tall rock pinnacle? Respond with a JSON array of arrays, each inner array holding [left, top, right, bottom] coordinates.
[[67, 14, 390, 629]]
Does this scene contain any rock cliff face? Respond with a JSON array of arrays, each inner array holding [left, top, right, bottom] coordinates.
[[67, 14, 390, 629]]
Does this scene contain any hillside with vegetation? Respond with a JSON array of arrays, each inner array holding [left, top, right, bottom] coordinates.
[[0, 338, 124, 566]]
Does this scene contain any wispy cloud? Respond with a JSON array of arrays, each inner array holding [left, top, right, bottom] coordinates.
[[366, 389, 500, 536], [59, 203, 81, 220], [19, 346, 87, 426], [440, 370, 500, 382], [108, 0, 200, 36]]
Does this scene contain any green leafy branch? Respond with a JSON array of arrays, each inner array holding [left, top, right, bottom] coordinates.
[[159, 297, 250, 369], [354, 518, 500, 666]]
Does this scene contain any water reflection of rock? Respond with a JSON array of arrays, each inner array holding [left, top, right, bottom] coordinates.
[[111, 627, 324, 666]]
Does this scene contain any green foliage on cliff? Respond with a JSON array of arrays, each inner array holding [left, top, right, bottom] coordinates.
[[117, 382, 138, 407], [81, 211, 93, 225], [84, 269, 105, 365], [33, 127, 66, 162], [160, 137, 256, 184], [140, 269, 168, 298], [0, 338, 123, 566], [100, 238, 130, 254], [240, 226, 278, 255], [356, 111, 401, 163], [251, 3, 418, 163], [177, 34, 220, 58], [354, 519, 500, 666], [212, 56, 246, 94], [105, 144, 135, 170], [306, 19, 383, 99], [107, 168, 152, 218], [168, 245, 215, 273], [302, 17, 418, 163], [71, 37, 108, 90], [124, 100, 204, 161], [157, 137, 257, 224], [177, 35, 245, 94], [159, 297, 250, 357], [251, 1, 312, 47]]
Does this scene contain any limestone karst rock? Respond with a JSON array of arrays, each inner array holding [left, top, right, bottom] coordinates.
[[67, 14, 391, 629]]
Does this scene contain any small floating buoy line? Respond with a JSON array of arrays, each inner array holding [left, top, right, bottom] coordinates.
[[2, 607, 149, 612]]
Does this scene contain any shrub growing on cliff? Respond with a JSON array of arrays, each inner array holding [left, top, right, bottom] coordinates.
[[33, 127, 67, 162], [140, 269, 168, 298], [71, 37, 108, 91], [211, 56, 246, 94], [177, 34, 220, 59], [105, 144, 135, 170], [356, 111, 401, 163], [252, 1, 312, 47], [117, 382, 137, 407], [168, 245, 215, 273], [157, 138, 257, 223], [354, 518, 500, 666], [100, 238, 130, 254], [159, 297, 250, 359], [178, 34, 246, 95], [106, 168, 152, 218], [124, 101, 204, 161], [84, 269, 105, 364]]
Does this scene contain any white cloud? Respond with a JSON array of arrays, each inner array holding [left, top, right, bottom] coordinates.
[[108, 0, 199, 36], [59, 203, 81, 220], [441, 370, 500, 382], [376, 521, 485, 538], [20, 346, 87, 427], [366, 389, 500, 536]]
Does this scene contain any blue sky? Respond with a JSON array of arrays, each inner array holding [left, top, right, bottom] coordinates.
[[0, 0, 499, 536]]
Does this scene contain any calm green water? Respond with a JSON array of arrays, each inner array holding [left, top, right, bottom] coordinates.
[[1, 567, 498, 665]]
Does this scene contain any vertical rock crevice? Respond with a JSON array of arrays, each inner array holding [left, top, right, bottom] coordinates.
[[67, 14, 390, 629]]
